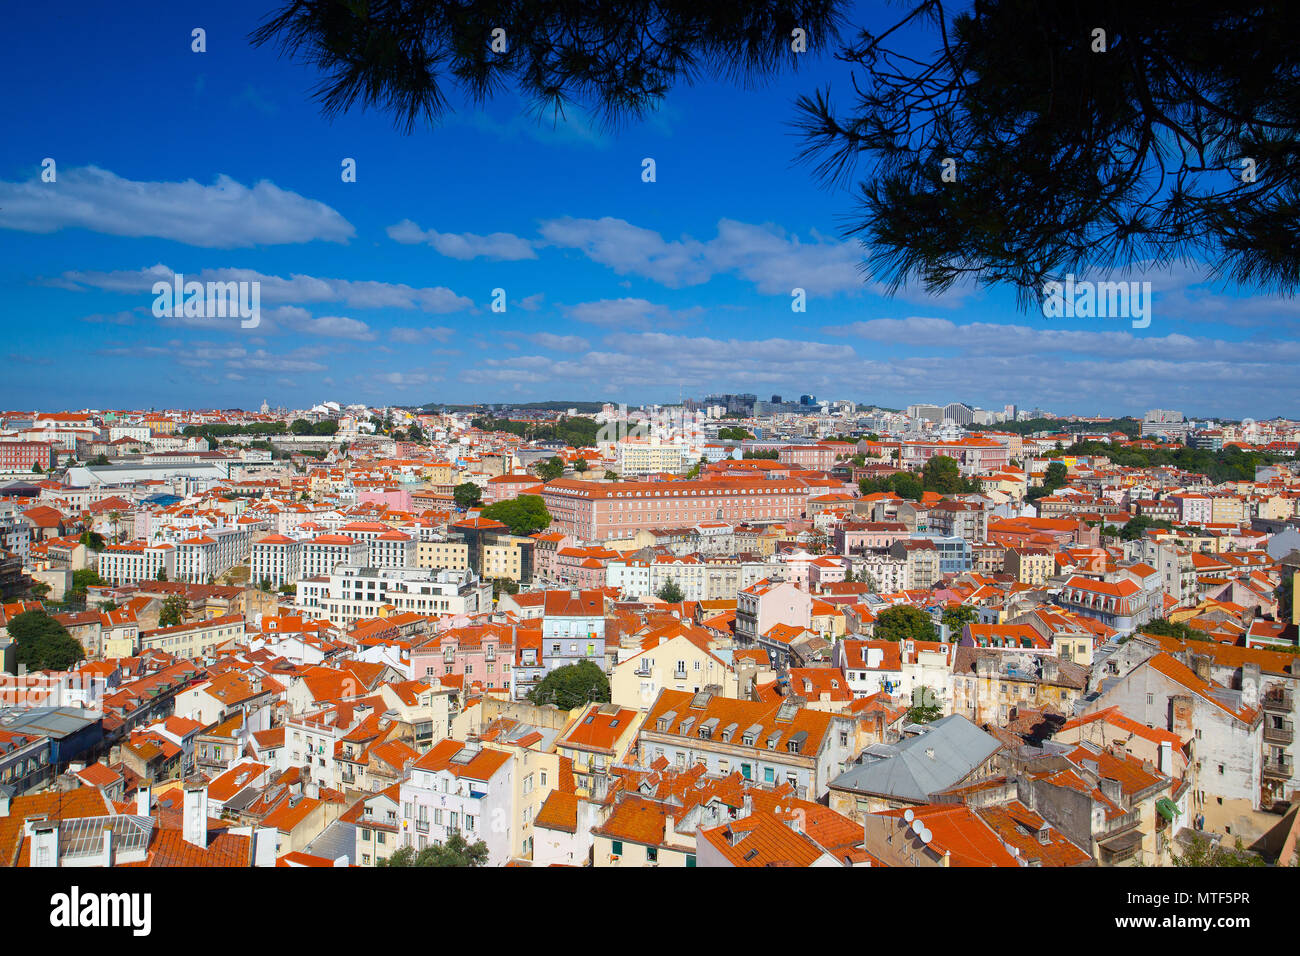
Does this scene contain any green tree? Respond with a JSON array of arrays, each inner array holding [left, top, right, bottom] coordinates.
[[572, 459, 588, 474], [921, 455, 967, 495], [158, 595, 188, 628], [906, 687, 944, 724], [378, 832, 490, 867], [1171, 834, 1265, 867], [90, 454, 111, 467], [155, 567, 168, 582], [453, 483, 483, 510], [78, 530, 106, 551], [604, 470, 619, 481], [1043, 461, 1069, 492], [492, 577, 519, 599], [7, 611, 85, 671], [535, 456, 565, 481], [31, 462, 43, 474], [479, 495, 552, 536], [718, 426, 754, 441], [656, 578, 685, 603], [255, 3, 1300, 298], [70, 568, 107, 600], [941, 605, 977, 638], [1280, 575, 1294, 623], [874, 605, 937, 643], [1141, 618, 1210, 643], [528, 660, 610, 711], [290, 418, 314, 435], [252, 1, 840, 135]]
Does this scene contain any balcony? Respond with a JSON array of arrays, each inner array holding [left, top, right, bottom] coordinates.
[[1263, 689, 1294, 713], [1264, 720, 1294, 746], [1263, 757, 1294, 780]]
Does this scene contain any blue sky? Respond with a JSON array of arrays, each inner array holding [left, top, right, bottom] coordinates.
[[2, 0, 1295, 418]]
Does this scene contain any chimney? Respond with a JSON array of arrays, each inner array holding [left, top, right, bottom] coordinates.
[[253, 826, 279, 867], [0, 790, 9, 817], [1170, 695, 1194, 741], [1159, 740, 1173, 774], [1240, 663, 1260, 709], [1191, 655, 1211, 682], [136, 784, 151, 817], [183, 779, 209, 849], [664, 812, 675, 838], [28, 817, 59, 867], [100, 823, 114, 867]]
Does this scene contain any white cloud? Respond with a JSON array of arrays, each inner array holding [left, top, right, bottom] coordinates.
[[561, 297, 697, 330], [387, 219, 537, 260], [525, 332, 590, 351], [390, 326, 455, 344], [0, 166, 354, 247], [57, 265, 473, 314]]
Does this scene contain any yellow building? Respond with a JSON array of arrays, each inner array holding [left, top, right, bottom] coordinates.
[[1006, 546, 1053, 585], [611, 628, 741, 712], [417, 540, 470, 571]]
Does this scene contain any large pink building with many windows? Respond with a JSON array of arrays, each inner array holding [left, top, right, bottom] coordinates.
[[542, 478, 809, 541]]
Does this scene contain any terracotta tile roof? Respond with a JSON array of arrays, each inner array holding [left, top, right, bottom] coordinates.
[[534, 791, 579, 834]]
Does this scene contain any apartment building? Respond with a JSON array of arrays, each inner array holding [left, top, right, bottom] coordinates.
[[138, 613, 246, 658], [301, 534, 367, 578], [638, 689, 855, 801], [172, 525, 252, 583], [400, 739, 516, 867], [542, 478, 808, 540], [98, 541, 176, 585], [249, 534, 302, 588], [615, 440, 687, 476], [1054, 575, 1157, 635], [295, 566, 491, 626]]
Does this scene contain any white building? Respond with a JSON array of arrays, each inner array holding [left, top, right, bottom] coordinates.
[[172, 525, 253, 583], [98, 541, 176, 585], [295, 565, 491, 626], [399, 740, 515, 867]]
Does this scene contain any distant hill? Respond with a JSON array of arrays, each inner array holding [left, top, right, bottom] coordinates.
[[421, 400, 607, 414]]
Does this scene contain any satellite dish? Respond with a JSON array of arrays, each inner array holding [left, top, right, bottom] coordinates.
[[920, 827, 932, 844], [911, 819, 924, 835], [903, 809, 915, 823]]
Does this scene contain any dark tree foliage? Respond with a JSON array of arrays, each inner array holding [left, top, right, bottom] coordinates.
[[252, 0, 843, 134], [479, 495, 552, 535], [379, 832, 490, 867], [158, 595, 189, 628], [256, 2, 1300, 299], [534, 457, 566, 481], [8, 611, 85, 672], [794, 1, 1300, 302], [1062, 439, 1288, 484], [656, 578, 684, 603], [1141, 617, 1210, 643], [528, 660, 610, 710], [940, 604, 977, 635], [453, 482, 483, 509], [472, 416, 602, 448], [874, 605, 937, 642]]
